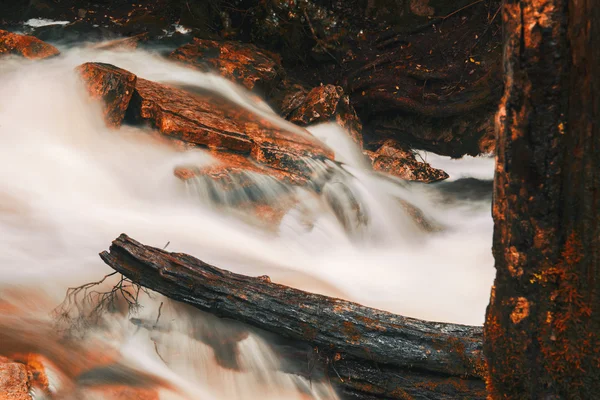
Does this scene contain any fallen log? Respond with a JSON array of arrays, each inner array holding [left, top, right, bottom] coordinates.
[[100, 234, 487, 399]]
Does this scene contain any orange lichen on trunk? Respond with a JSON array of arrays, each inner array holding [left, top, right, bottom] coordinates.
[[485, 0, 600, 397]]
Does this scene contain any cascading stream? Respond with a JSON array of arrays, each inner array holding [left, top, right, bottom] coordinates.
[[0, 43, 495, 399]]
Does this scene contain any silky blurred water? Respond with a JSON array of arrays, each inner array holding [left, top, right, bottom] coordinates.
[[0, 43, 495, 399]]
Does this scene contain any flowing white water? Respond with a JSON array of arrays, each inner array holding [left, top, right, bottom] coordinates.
[[0, 44, 495, 399]]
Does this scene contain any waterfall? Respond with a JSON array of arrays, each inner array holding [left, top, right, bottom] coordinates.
[[0, 44, 495, 399]]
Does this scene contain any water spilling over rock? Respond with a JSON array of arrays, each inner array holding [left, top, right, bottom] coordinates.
[[0, 33, 495, 399]]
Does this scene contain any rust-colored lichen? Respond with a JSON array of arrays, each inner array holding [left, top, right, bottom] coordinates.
[[342, 321, 361, 344], [509, 297, 530, 324], [536, 233, 597, 385]]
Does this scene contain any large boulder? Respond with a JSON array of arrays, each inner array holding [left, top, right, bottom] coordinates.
[[76, 63, 137, 128], [0, 29, 59, 60], [76, 62, 332, 178], [128, 78, 332, 176], [169, 39, 283, 94], [365, 140, 448, 183]]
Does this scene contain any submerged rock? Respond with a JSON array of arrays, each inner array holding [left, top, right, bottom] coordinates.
[[175, 152, 301, 227], [76, 63, 137, 128], [174, 151, 306, 186], [169, 39, 283, 94], [366, 140, 448, 183], [0, 29, 59, 60]]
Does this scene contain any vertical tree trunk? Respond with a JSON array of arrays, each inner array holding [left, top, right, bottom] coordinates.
[[485, 0, 599, 398]]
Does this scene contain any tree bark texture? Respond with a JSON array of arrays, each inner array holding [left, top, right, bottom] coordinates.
[[485, 0, 600, 398], [101, 234, 487, 399]]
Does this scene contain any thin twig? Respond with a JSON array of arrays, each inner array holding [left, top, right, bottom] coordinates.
[[152, 302, 167, 364], [154, 302, 164, 327]]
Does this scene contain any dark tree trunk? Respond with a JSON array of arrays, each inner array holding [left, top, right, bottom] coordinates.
[[485, 0, 600, 397], [101, 234, 487, 399]]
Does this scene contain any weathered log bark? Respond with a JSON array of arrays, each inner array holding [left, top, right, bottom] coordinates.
[[485, 0, 600, 398], [101, 234, 486, 399]]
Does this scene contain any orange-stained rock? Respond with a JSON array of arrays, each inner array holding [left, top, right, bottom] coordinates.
[[275, 81, 310, 118], [93, 32, 149, 51], [0, 30, 60, 60], [288, 85, 342, 125], [169, 39, 283, 93], [175, 151, 306, 186], [367, 140, 448, 183], [0, 363, 30, 400], [9, 354, 50, 394], [129, 78, 333, 175], [287, 85, 363, 147], [92, 386, 159, 400], [76, 62, 137, 128]]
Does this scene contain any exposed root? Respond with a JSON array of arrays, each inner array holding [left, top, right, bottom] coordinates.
[[53, 272, 152, 336]]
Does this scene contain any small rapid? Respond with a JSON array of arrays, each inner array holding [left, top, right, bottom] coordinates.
[[0, 44, 495, 399]]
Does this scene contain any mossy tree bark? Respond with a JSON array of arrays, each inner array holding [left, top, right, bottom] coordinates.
[[485, 0, 600, 398]]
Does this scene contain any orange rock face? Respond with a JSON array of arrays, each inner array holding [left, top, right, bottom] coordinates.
[[288, 85, 363, 147], [367, 140, 449, 183], [129, 79, 332, 175], [0, 362, 30, 400], [0, 30, 60, 60], [76, 62, 332, 180], [169, 39, 283, 93], [76, 63, 137, 128]]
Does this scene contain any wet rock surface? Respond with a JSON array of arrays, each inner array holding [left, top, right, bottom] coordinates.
[[174, 151, 306, 186], [169, 39, 283, 94], [76, 62, 332, 180], [129, 78, 332, 176], [366, 140, 449, 183], [287, 84, 363, 147], [0, 29, 59, 60], [76, 60, 450, 189], [76, 62, 137, 128]]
